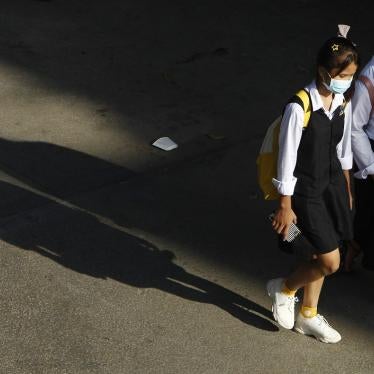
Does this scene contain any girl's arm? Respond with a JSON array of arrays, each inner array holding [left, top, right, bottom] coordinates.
[[272, 103, 304, 239], [272, 103, 304, 196], [337, 101, 354, 210], [343, 169, 353, 210], [336, 101, 353, 170]]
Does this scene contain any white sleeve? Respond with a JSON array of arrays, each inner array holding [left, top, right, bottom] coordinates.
[[272, 103, 304, 196], [352, 80, 374, 178], [336, 101, 353, 170]]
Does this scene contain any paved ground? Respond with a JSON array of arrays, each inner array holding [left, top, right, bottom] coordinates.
[[0, 1, 373, 373]]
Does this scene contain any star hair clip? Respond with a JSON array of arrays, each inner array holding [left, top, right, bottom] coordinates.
[[331, 44, 339, 51]]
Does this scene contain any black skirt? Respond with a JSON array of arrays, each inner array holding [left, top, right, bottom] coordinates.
[[279, 185, 353, 256]]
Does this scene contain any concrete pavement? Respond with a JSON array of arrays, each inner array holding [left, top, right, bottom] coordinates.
[[0, 1, 373, 373], [0, 140, 373, 373]]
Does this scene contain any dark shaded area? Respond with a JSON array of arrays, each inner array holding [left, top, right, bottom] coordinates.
[[0, 138, 270, 280], [0, 180, 277, 332], [0, 138, 135, 198], [0, 139, 372, 337]]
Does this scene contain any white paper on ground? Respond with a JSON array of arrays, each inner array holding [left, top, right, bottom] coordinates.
[[152, 137, 178, 151]]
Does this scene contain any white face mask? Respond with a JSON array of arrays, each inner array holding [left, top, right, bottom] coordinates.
[[323, 75, 353, 94]]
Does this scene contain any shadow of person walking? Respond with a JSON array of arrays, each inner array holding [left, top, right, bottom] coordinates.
[[0, 180, 277, 332]]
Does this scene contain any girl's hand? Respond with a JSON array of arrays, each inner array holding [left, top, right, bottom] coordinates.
[[272, 207, 297, 241]]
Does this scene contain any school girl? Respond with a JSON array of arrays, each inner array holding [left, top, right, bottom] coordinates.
[[267, 26, 359, 343], [351, 56, 374, 271]]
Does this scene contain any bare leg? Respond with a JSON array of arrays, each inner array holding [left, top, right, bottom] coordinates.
[[303, 277, 324, 308], [285, 249, 340, 291]]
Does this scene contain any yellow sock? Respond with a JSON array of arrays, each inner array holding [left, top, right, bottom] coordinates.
[[301, 306, 317, 318], [281, 282, 297, 296]]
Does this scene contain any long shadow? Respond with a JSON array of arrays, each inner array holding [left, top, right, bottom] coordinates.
[[0, 138, 277, 279], [0, 180, 277, 332], [0, 137, 373, 335]]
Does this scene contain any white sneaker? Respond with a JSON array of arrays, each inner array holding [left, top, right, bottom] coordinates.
[[266, 278, 297, 329], [294, 313, 342, 343]]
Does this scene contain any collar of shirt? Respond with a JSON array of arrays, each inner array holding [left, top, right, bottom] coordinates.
[[305, 80, 345, 117]]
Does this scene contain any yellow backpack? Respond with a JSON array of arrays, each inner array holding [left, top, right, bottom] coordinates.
[[256, 89, 312, 200]]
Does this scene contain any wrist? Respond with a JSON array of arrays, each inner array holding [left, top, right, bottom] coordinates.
[[279, 195, 292, 210]]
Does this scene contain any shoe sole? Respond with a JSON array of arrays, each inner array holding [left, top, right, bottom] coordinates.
[[294, 327, 341, 344]]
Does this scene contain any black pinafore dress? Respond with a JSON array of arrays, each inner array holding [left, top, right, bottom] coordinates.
[[285, 95, 353, 255]]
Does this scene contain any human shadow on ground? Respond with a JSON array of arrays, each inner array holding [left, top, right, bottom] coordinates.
[[0, 137, 277, 282], [1, 138, 373, 335], [0, 178, 277, 332]]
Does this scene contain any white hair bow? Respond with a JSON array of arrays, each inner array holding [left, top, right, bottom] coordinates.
[[338, 24, 350, 38]]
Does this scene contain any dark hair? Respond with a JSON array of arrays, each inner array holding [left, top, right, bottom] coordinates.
[[316, 36, 360, 100]]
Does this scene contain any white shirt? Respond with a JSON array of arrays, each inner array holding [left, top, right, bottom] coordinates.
[[351, 56, 374, 179], [272, 81, 353, 196]]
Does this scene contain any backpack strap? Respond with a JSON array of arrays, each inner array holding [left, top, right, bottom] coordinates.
[[296, 89, 312, 127], [358, 75, 374, 117], [287, 89, 312, 128]]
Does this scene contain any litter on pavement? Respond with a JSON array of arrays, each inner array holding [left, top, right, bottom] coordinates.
[[152, 137, 178, 151]]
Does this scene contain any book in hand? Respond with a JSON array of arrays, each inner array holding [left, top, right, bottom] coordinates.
[[268, 212, 302, 243]]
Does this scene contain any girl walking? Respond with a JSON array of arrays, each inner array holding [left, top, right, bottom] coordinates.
[[267, 26, 359, 343]]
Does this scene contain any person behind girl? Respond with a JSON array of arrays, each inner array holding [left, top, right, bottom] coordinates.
[[351, 56, 374, 271], [267, 25, 359, 343]]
